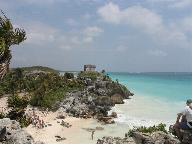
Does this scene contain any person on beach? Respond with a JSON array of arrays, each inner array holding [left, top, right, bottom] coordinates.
[[181, 99, 192, 122], [91, 130, 95, 140], [173, 99, 192, 140]]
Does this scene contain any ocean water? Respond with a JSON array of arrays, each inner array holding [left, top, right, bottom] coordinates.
[[108, 72, 192, 128]]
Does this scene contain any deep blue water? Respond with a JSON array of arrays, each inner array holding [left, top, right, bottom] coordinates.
[[108, 72, 192, 102]]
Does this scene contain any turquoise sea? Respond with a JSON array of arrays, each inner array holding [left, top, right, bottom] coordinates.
[[108, 72, 192, 127]]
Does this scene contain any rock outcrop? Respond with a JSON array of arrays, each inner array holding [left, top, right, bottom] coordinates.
[[96, 131, 181, 144], [132, 131, 180, 144], [181, 130, 192, 144], [169, 125, 192, 144], [0, 118, 34, 144], [59, 75, 133, 123], [0, 118, 45, 144]]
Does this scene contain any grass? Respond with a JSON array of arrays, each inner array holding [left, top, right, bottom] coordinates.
[[127, 123, 168, 137]]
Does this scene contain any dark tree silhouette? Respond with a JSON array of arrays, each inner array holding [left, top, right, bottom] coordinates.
[[0, 11, 26, 80]]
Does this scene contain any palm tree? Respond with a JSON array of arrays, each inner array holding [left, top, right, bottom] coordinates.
[[0, 11, 26, 80]]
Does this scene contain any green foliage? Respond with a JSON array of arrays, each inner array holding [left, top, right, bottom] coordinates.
[[30, 88, 66, 109], [0, 11, 26, 80], [8, 95, 29, 109], [0, 66, 85, 110], [18, 115, 31, 128], [127, 123, 168, 137], [0, 11, 26, 47], [0, 68, 25, 95], [27, 72, 84, 109], [6, 108, 31, 127], [64, 72, 74, 79], [78, 71, 102, 81], [0, 112, 5, 119]]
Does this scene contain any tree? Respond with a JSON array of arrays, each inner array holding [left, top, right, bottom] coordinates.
[[0, 11, 26, 80]]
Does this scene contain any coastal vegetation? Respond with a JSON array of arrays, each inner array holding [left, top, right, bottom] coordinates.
[[0, 65, 134, 130], [127, 123, 168, 137], [78, 71, 104, 81], [0, 67, 84, 109], [0, 11, 26, 80]]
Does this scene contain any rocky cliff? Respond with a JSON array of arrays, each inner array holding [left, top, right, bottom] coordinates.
[[59, 72, 133, 123], [0, 118, 44, 144]]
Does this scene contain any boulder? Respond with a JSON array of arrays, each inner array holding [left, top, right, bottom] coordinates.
[[110, 112, 118, 118], [132, 132, 154, 144], [111, 94, 124, 104], [0, 118, 34, 144], [169, 125, 192, 143], [95, 81, 107, 89], [151, 131, 180, 144], [98, 116, 115, 124], [132, 131, 180, 144], [57, 107, 67, 119], [181, 130, 192, 144]]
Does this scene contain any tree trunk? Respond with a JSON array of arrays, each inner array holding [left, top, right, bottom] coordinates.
[[0, 54, 11, 80]]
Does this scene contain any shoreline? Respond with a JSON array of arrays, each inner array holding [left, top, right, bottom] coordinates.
[[25, 93, 181, 144], [111, 93, 185, 129], [0, 93, 182, 144], [24, 111, 129, 144]]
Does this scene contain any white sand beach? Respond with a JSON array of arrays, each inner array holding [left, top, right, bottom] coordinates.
[[24, 110, 129, 144]]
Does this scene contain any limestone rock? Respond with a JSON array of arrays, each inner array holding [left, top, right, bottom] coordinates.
[[0, 118, 34, 144], [111, 94, 124, 104], [181, 130, 192, 144]]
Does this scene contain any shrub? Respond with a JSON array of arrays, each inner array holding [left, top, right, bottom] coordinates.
[[30, 88, 67, 109], [18, 115, 31, 128], [64, 72, 74, 79], [0, 112, 5, 119], [6, 108, 31, 127], [8, 95, 29, 109], [127, 123, 168, 137], [78, 71, 102, 81]]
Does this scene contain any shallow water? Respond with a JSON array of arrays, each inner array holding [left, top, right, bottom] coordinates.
[[108, 72, 192, 127]]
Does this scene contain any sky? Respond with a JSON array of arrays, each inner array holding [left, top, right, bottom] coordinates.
[[1, 0, 192, 72]]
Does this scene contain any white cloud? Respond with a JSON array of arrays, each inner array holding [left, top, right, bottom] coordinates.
[[19, 19, 103, 50], [59, 26, 103, 50], [98, 2, 191, 49], [98, 3, 163, 34], [23, 22, 57, 45]]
